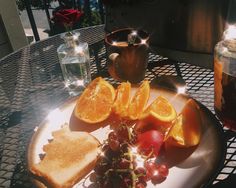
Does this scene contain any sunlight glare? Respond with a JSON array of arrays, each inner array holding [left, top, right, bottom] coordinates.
[[130, 146, 138, 154], [46, 108, 64, 126], [130, 146, 145, 168], [135, 154, 145, 168], [177, 86, 186, 94], [224, 24, 236, 40], [141, 39, 148, 45], [75, 46, 83, 53], [112, 41, 117, 45], [131, 30, 138, 36]]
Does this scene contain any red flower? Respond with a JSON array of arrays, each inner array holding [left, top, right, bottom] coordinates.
[[51, 9, 83, 27]]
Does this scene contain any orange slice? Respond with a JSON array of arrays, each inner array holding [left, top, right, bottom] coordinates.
[[128, 80, 150, 120], [166, 99, 202, 147], [113, 82, 131, 118], [74, 77, 115, 123], [138, 96, 177, 134]]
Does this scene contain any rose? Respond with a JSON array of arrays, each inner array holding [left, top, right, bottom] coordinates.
[[51, 9, 83, 28]]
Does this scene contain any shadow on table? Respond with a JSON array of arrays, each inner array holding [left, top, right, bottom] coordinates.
[[224, 130, 236, 141], [208, 174, 236, 188]]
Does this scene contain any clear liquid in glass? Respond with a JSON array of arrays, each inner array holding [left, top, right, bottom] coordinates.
[[57, 33, 91, 96], [60, 56, 91, 96]]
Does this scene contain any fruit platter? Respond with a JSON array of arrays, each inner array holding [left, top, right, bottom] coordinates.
[[27, 77, 226, 188]]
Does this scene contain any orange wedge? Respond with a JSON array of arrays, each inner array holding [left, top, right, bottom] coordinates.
[[138, 96, 177, 134], [74, 77, 115, 123], [128, 80, 150, 120], [166, 99, 202, 147], [113, 82, 131, 118]]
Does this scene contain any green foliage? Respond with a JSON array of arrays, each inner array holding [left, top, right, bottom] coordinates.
[[80, 10, 102, 27], [16, 0, 54, 11]]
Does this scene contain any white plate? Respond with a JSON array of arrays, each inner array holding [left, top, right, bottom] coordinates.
[[27, 88, 226, 188]]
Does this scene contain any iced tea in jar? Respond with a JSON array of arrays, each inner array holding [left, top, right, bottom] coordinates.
[[214, 26, 236, 131]]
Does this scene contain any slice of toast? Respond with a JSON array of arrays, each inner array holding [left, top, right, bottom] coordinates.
[[30, 125, 100, 188]]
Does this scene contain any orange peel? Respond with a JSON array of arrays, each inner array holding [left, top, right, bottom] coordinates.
[[166, 99, 202, 147]]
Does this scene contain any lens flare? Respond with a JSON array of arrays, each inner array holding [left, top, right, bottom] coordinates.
[[131, 30, 138, 36], [224, 24, 236, 40], [141, 39, 148, 46], [130, 146, 145, 168], [112, 41, 118, 45], [177, 86, 186, 94]]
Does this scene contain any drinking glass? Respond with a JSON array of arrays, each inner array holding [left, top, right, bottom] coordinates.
[[214, 26, 236, 131]]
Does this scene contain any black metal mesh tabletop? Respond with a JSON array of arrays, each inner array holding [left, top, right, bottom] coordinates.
[[0, 25, 235, 188]]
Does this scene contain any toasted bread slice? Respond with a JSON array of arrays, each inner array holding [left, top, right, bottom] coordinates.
[[30, 125, 100, 188]]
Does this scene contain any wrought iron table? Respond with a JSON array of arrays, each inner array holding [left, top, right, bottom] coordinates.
[[0, 25, 235, 188]]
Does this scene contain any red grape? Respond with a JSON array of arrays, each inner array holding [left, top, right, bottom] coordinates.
[[145, 161, 169, 182], [135, 167, 148, 182], [120, 143, 129, 152], [118, 158, 130, 169], [120, 177, 132, 188], [117, 125, 129, 142], [134, 167, 146, 175], [103, 146, 116, 159], [108, 131, 120, 151], [157, 164, 169, 178], [94, 163, 109, 175], [102, 180, 112, 188], [108, 138, 120, 151], [89, 172, 97, 182], [145, 161, 156, 179], [135, 182, 146, 188], [108, 131, 118, 140], [93, 124, 169, 188]]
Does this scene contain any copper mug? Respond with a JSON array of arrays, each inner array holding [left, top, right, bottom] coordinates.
[[105, 28, 150, 83]]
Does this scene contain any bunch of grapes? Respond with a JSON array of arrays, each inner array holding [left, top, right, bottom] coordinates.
[[90, 124, 169, 188]]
